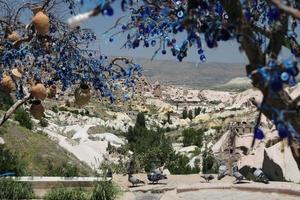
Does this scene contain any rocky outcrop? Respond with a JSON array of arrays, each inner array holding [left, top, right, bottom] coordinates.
[[263, 142, 300, 182], [237, 142, 300, 182], [0, 136, 5, 145]]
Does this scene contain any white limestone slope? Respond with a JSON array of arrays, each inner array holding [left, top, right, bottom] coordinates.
[[40, 110, 129, 169]]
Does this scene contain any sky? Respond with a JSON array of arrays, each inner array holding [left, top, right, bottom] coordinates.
[[81, 3, 249, 64]]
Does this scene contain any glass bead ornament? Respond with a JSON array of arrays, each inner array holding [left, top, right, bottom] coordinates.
[[254, 127, 265, 140]]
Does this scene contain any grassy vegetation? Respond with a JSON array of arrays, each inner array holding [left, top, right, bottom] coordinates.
[[1, 122, 92, 176], [44, 182, 120, 200], [0, 146, 26, 176], [0, 178, 35, 200], [44, 186, 87, 200]]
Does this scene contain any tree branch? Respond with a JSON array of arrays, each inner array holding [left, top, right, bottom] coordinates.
[[0, 93, 31, 126], [272, 0, 300, 19]]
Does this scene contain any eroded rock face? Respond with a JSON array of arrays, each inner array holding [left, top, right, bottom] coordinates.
[[262, 150, 284, 181], [262, 143, 300, 182]]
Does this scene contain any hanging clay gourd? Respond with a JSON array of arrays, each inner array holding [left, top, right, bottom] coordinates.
[[32, 7, 49, 35], [47, 85, 57, 98], [31, 83, 47, 100], [30, 100, 45, 120], [11, 68, 22, 80], [0, 73, 15, 93], [74, 83, 91, 107], [8, 31, 20, 42]]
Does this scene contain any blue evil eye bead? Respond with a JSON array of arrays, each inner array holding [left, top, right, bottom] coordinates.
[[200, 54, 206, 62], [267, 7, 280, 22], [207, 40, 215, 48], [222, 13, 229, 20], [287, 65, 299, 77], [258, 66, 270, 81], [283, 59, 294, 69], [220, 29, 230, 41], [103, 6, 114, 16], [243, 9, 252, 21], [144, 41, 149, 47], [151, 40, 156, 46], [280, 72, 289, 82], [289, 76, 297, 86], [215, 1, 224, 16], [268, 60, 277, 69], [176, 10, 184, 19], [270, 73, 283, 92], [276, 122, 289, 138], [254, 127, 265, 140], [198, 49, 204, 55], [121, 0, 127, 11]]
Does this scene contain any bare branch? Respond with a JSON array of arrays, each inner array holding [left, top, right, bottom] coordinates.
[[0, 93, 31, 127], [272, 0, 300, 19]]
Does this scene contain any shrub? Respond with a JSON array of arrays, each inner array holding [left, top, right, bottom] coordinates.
[[202, 151, 219, 174], [166, 152, 200, 174], [39, 118, 49, 127], [51, 106, 59, 113], [0, 146, 26, 176], [0, 178, 35, 200], [44, 186, 87, 200], [14, 107, 32, 130], [90, 182, 120, 200], [0, 88, 13, 110]]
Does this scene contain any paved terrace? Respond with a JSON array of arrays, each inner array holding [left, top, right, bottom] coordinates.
[[114, 174, 300, 200], [10, 175, 300, 199]]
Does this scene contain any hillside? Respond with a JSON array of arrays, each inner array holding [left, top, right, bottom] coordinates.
[[0, 121, 92, 176], [135, 58, 246, 89], [212, 77, 252, 91]]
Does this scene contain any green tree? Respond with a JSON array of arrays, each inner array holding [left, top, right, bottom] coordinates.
[[182, 108, 188, 119], [135, 112, 146, 128], [126, 115, 173, 172], [182, 128, 205, 148], [194, 107, 201, 116], [188, 110, 193, 120]]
